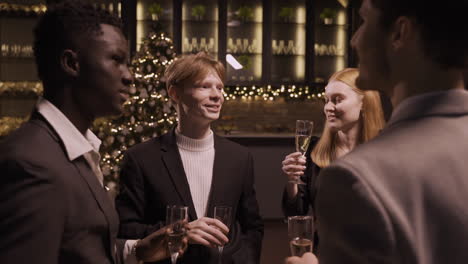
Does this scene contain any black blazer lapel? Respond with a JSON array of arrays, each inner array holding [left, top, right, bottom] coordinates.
[[206, 135, 232, 218], [73, 159, 119, 261], [160, 130, 198, 220]]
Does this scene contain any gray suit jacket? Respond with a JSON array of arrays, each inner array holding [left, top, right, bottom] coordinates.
[[316, 89, 468, 264], [0, 112, 125, 264]]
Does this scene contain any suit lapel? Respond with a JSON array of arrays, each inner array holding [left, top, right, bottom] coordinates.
[[73, 158, 119, 261], [160, 130, 198, 220], [32, 111, 118, 262], [206, 135, 231, 218]]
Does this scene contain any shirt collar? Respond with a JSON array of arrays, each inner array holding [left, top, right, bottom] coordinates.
[[387, 89, 468, 128], [36, 97, 101, 161]]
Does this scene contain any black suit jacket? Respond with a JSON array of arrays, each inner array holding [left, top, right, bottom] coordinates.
[[0, 113, 125, 264], [116, 129, 264, 264]]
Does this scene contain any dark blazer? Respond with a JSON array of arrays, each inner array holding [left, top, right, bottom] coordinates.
[[316, 89, 468, 263], [116, 129, 264, 264], [0, 113, 124, 264]]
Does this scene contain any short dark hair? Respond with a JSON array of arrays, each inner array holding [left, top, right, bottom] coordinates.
[[371, 0, 468, 69], [33, 0, 123, 87]]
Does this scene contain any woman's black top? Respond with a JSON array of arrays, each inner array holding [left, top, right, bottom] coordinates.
[[281, 136, 321, 252]]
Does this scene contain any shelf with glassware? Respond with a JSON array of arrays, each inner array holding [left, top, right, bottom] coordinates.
[[270, 40, 306, 83], [226, 53, 262, 83], [0, 3, 41, 122], [227, 27, 262, 55], [226, 36, 260, 54], [314, 21, 348, 78], [271, 1, 307, 82], [270, 19, 305, 83], [0, 15, 38, 82], [183, 0, 218, 21], [271, 55, 306, 83], [135, 0, 173, 49], [227, 2, 263, 24], [182, 20, 218, 58], [313, 25, 348, 82], [182, 36, 217, 54], [138, 0, 172, 20], [271, 38, 305, 56], [226, 23, 262, 83], [181, 0, 218, 56]]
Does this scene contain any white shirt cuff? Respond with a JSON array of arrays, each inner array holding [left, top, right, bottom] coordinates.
[[123, 239, 139, 264]]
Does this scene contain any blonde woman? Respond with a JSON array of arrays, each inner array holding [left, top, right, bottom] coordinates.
[[281, 68, 386, 249]]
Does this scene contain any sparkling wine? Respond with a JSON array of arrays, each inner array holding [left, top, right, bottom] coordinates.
[[289, 237, 313, 257], [295, 135, 311, 154], [168, 231, 185, 253]]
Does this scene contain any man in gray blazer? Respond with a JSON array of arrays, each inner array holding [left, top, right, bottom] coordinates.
[[0, 2, 184, 263], [286, 0, 468, 263]]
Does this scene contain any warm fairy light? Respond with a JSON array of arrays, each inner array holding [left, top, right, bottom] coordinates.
[[221, 84, 324, 101], [3, 31, 326, 187]]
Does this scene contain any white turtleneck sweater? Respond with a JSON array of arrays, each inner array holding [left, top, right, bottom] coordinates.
[[175, 129, 215, 219]]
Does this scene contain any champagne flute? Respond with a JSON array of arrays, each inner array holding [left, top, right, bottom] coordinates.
[[166, 205, 188, 264], [288, 215, 314, 257], [214, 206, 232, 264], [291, 120, 314, 185]]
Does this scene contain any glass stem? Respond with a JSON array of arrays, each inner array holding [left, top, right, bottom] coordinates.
[[171, 252, 179, 264], [218, 246, 224, 264]]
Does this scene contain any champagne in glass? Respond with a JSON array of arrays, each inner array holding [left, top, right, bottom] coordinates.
[[288, 215, 314, 257], [295, 134, 311, 155], [167, 230, 185, 255], [166, 205, 188, 264], [289, 237, 313, 257], [291, 120, 314, 185], [214, 206, 232, 264]]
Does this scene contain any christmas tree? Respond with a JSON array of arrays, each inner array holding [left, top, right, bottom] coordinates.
[[94, 30, 178, 189]]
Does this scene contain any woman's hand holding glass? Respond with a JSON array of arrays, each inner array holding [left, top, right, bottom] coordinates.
[[291, 120, 313, 185], [282, 152, 307, 190]]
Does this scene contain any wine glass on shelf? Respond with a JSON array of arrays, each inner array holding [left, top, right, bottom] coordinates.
[[166, 205, 188, 264], [288, 215, 314, 257], [291, 120, 314, 185], [214, 206, 232, 264]]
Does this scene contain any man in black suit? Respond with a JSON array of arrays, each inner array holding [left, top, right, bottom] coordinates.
[[0, 2, 184, 263], [116, 52, 264, 264]]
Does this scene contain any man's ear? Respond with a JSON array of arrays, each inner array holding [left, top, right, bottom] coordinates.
[[60, 49, 79, 77], [389, 16, 416, 51], [168, 85, 179, 104]]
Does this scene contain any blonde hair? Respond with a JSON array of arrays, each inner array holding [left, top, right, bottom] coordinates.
[[164, 52, 225, 90], [311, 68, 386, 167]]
